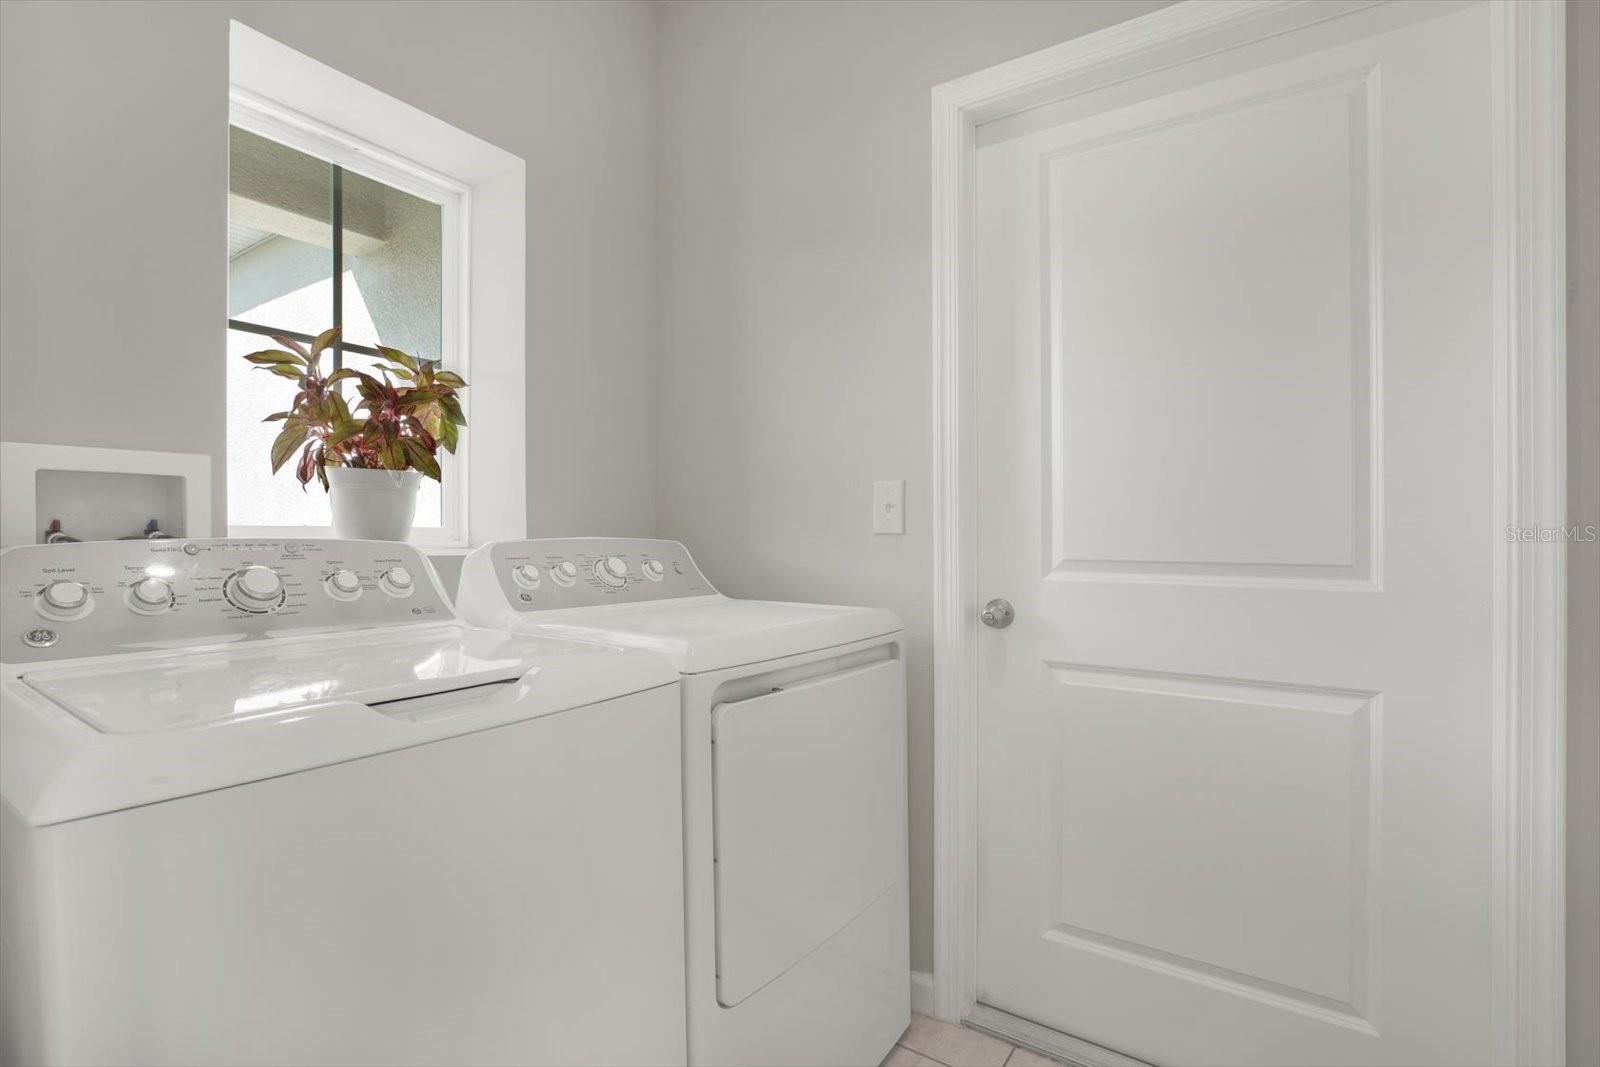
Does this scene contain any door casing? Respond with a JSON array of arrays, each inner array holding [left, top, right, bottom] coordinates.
[[928, 2, 1567, 1064]]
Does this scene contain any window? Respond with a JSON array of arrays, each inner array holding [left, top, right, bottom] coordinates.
[[225, 111, 464, 543], [229, 22, 527, 552]]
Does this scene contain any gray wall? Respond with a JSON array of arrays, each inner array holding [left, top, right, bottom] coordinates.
[[0, 0, 659, 539], [654, 0, 1172, 978], [1567, 3, 1599, 1065]]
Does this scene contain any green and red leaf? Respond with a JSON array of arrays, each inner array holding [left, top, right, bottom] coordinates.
[[375, 363, 418, 383], [400, 437, 442, 481], [295, 441, 318, 487], [270, 423, 309, 474], [310, 326, 341, 357], [441, 394, 466, 426], [327, 419, 365, 447], [376, 346, 419, 372], [243, 349, 303, 367], [417, 400, 445, 440], [328, 390, 354, 425], [270, 335, 310, 360]]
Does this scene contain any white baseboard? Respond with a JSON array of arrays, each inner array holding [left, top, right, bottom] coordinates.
[[910, 970, 935, 1017], [964, 1004, 1150, 1067]]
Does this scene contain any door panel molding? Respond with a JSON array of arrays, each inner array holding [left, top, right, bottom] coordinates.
[[929, 3, 1566, 1064], [1040, 65, 1382, 589], [1040, 665, 1380, 1028]]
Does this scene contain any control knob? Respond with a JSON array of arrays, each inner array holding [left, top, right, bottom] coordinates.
[[512, 564, 541, 590], [640, 559, 665, 582], [378, 567, 414, 598], [127, 577, 174, 615], [224, 566, 284, 613], [594, 556, 628, 587], [551, 561, 578, 588], [324, 569, 363, 601], [36, 579, 93, 621]]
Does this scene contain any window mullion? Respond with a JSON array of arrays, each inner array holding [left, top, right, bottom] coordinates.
[[227, 320, 383, 359], [331, 164, 344, 372]]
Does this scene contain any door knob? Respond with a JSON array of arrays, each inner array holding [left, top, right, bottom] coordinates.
[[980, 598, 1014, 629]]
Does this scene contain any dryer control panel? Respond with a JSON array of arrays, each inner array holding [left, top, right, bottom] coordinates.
[[486, 538, 716, 611], [1, 539, 452, 665]]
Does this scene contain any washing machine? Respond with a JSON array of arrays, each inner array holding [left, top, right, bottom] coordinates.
[[0, 538, 687, 1067], [456, 538, 910, 1067]]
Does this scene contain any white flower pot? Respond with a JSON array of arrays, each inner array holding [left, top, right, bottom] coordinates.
[[327, 467, 423, 541]]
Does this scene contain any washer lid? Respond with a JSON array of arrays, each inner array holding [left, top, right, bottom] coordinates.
[[23, 625, 575, 734], [528, 597, 904, 674], [2, 623, 678, 826]]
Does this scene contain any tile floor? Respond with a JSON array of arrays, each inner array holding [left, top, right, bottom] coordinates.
[[880, 1014, 1066, 1067]]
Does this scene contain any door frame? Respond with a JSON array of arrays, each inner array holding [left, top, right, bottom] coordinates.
[[928, 2, 1568, 1064]]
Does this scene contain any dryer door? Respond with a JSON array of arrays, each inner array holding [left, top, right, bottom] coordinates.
[[710, 657, 906, 1005]]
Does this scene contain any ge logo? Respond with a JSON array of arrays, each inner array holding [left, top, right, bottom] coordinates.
[[519, 593, 533, 603], [22, 627, 59, 648]]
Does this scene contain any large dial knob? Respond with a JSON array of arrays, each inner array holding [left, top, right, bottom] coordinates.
[[127, 576, 174, 615], [36, 579, 92, 620], [594, 555, 628, 587], [378, 567, 414, 598], [324, 569, 362, 601], [640, 559, 666, 582], [551, 561, 578, 587], [225, 566, 284, 613], [512, 563, 541, 590]]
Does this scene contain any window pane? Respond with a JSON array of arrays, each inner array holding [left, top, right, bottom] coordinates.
[[339, 170, 442, 358], [340, 350, 445, 529], [226, 126, 451, 536], [226, 327, 333, 528], [228, 127, 334, 337]]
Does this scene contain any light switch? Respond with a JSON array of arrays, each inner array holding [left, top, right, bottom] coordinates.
[[873, 480, 905, 535]]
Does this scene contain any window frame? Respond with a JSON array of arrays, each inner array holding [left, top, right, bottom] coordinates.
[[226, 89, 471, 548]]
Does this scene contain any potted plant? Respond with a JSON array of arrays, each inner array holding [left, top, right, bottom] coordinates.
[[244, 326, 466, 541]]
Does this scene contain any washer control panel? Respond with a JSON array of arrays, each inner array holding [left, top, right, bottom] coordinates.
[[488, 538, 715, 611], [2, 539, 451, 664]]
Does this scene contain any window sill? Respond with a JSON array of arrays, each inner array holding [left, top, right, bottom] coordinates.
[[227, 527, 470, 553]]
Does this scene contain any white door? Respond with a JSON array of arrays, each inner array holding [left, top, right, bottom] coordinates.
[[975, 3, 1500, 1064]]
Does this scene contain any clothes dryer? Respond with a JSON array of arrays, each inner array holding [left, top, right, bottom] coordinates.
[[457, 538, 910, 1067]]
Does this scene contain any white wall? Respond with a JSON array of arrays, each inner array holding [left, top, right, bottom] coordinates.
[[1567, 3, 1599, 1066], [654, 0, 1172, 975], [0, 0, 658, 540]]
